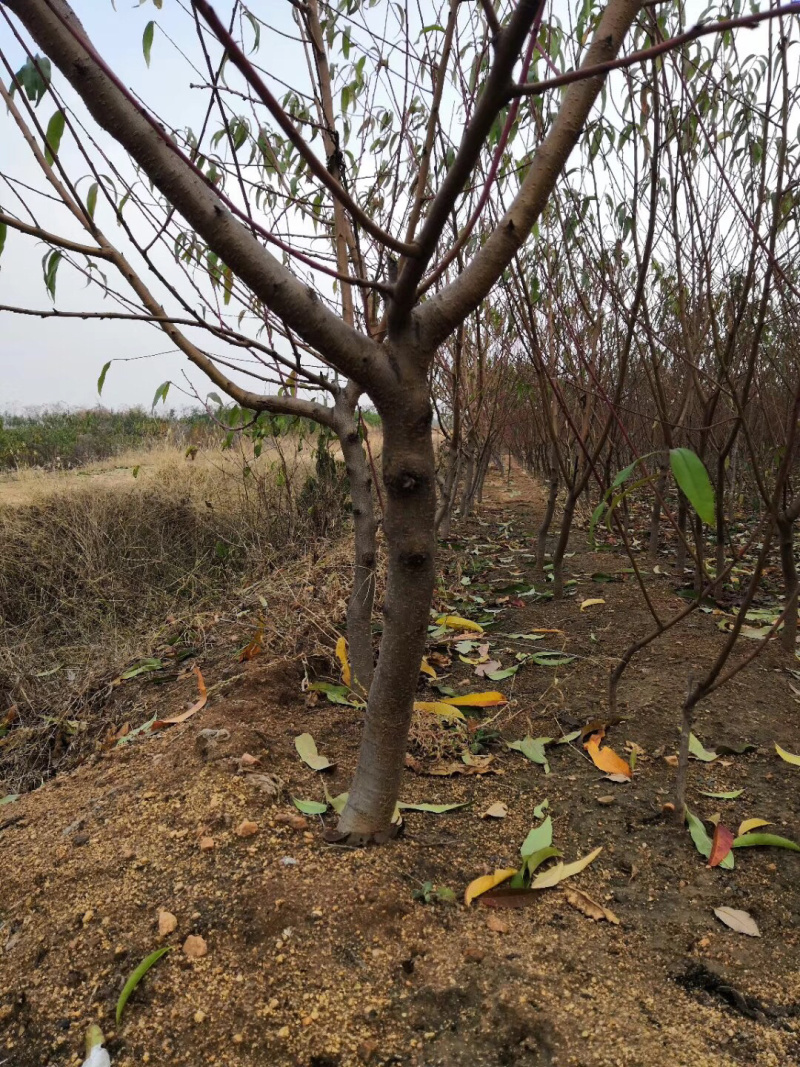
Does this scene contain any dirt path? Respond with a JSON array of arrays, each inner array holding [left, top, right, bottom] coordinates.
[[2, 465, 799, 1067]]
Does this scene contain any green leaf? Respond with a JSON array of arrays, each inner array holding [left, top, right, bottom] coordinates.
[[520, 815, 553, 858], [508, 736, 552, 772], [323, 785, 348, 814], [292, 797, 328, 815], [529, 651, 575, 667], [294, 732, 334, 771], [533, 798, 549, 818], [143, 20, 155, 67], [397, 801, 469, 814], [698, 788, 743, 799], [685, 807, 734, 868], [524, 845, 562, 878], [731, 832, 800, 851], [307, 682, 365, 708], [688, 732, 718, 762], [44, 109, 66, 165], [43, 249, 62, 300], [116, 946, 170, 1025], [670, 448, 715, 525], [120, 657, 163, 680], [86, 182, 99, 219], [97, 360, 111, 395], [152, 380, 170, 408], [485, 664, 520, 680], [0, 794, 20, 806]]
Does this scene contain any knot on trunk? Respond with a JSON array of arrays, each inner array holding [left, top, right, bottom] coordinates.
[[384, 469, 429, 495], [399, 550, 429, 569]]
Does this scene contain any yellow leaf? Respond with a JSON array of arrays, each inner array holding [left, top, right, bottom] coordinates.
[[580, 598, 606, 611], [445, 691, 507, 708], [738, 818, 771, 836], [414, 701, 465, 721], [335, 636, 351, 688], [464, 868, 517, 906], [530, 846, 603, 889], [437, 615, 484, 633], [420, 657, 438, 680], [585, 737, 631, 779], [775, 743, 800, 766]]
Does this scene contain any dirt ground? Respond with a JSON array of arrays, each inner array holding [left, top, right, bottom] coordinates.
[[2, 465, 800, 1067]]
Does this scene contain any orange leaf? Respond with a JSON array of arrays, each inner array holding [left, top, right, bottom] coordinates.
[[444, 691, 507, 708], [584, 737, 631, 779], [238, 629, 263, 662], [152, 667, 208, 730], [709, 823, 734, 868]]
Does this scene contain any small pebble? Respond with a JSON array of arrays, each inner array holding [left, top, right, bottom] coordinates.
[[183, 934, 208, 959]]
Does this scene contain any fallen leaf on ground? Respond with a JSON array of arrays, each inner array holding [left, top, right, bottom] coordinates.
[[508, 735, 551, 770], [116, 946, 171, 1023], [689, 733, 718, 762], [530, 846, 603, 889], [775, 743, 800, 766], [151, 667, 207, 729], [731, 832, 800, 851], [585, 737, 631, 779], [520, 816, 553, 858], [563, 887, 620, 924], [738, 818, 771, 836], [292, 797, 328, 815], [294, 732, 335, 771], [714, 907, 760, 937], [481, 802, 508, 819], [413, 701, 466, 721], [335, 636, 351, 688], [464, 868, 517, 906], [445, 691, 508, 707], [685, 807, 733, 869], [420, 657, 438, 679], [533, 799, 549, 819], [699, 788, 744, 799], [708, 823, 734, 867], [475, 659, 503, 678], [580, 598, 606, 611], [397, 801, 469, 814], [238, 630, 263, 662], [437, 615, 484, 633]]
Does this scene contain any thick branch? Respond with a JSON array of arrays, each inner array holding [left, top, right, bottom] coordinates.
[[418, 0, 641, 348], [2, 0, 386, 393]]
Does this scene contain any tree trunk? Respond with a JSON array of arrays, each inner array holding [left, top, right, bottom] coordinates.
[[714, 455, 726, 599], [647, 466, 666, 561], [552, 490, 576, 600], [435, 444, 460, 539], [335, 405, 377, 693], [460, 447, 476, 518], [779, 517, 798, 653], [536, 446, 559, 577], [336, 392, 436, 841]]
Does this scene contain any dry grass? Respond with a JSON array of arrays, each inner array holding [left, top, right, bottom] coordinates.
[[0, 437, 356, 791]]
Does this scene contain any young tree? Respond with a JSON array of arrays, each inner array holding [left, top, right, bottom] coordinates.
[[2, 0, 790, 842]]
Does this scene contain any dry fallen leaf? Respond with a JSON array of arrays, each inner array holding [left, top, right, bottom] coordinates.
[[585, 736, 631, 779], [708, 823, 734, 867], [580, 598, 606, 611], [714, 907, 760, 937], [152, 667, 208, 730], [738, 818, 771, 836], [563, 887, 620, 925], [413, 701, 466, 721], [335, 636, 351, 688], [464, 868, 517, 906], [481, 801, 508, 819]]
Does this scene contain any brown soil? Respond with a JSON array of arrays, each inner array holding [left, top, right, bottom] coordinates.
[[2, 466, 800, 1067]]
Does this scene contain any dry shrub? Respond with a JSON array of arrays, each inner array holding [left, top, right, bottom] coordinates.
[[0, 440, 352, 790]]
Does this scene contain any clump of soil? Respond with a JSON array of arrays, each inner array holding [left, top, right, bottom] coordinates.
[[2, 468, 800, 1067]]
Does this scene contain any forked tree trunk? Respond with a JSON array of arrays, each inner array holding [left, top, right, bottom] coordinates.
[[778, 517, 798, 653], [335, 403, 377, 693], [336, 389, 437, 841]]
